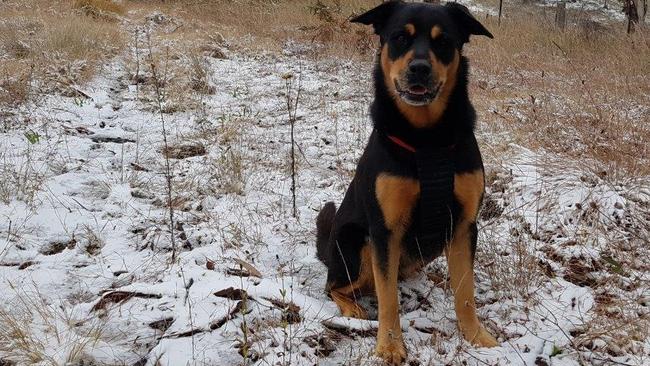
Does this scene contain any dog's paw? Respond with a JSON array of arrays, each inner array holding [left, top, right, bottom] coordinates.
[[341, 303, 368, 319], [376, 339, 406, 365], [467, 325, 498, 348]]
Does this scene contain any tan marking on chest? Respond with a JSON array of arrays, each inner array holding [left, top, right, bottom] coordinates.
[[375, 174, 420, 230], [454, 170, 484, 221]]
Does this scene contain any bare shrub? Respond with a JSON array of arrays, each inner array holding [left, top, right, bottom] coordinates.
[[0, 70, 32, 107], [0, 147, 46, 205], [215, 145, 247, 196], [188, 53, 215, 94]]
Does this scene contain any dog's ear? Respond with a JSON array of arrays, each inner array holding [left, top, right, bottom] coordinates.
[[445, 2, 493, 43], [351, 1, 402, 35]]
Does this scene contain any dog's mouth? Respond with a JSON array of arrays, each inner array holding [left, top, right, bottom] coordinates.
[[395, 81, 441, 106]]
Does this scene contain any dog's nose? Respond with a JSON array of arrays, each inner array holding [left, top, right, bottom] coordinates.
[[408, 59, 431, 76]]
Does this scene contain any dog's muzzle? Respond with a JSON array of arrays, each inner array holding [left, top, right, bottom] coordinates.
[[395, 79, 441, 106], [395, 59, 441, 106]]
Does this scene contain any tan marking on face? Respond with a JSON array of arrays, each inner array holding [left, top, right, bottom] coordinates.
[[454, 170, 485, 221], [381, 44, 414, 101], [430, 25, 442, 39], [405, 23, 415, 36]]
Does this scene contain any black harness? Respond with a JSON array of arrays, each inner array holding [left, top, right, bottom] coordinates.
[[386, 134, 455, 246]]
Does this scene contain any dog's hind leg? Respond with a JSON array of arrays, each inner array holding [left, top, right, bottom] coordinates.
[[329, 245, 372, 319], [325, 223, 373, 319]]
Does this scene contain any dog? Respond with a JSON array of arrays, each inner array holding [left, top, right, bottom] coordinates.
[[315, 1, 497, 364]]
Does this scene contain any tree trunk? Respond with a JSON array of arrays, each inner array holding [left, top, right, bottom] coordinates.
[[498, 0, 504, 26], [555, 1, 567, 31], [637, 0, 647, 26], [626, 0, 640, 33]]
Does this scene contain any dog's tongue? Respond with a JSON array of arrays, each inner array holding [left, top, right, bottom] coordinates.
[[409, 86, 427, 95]]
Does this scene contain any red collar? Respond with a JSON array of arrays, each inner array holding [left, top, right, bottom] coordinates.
[[387, 135, 456, 153], [387, 135, 416, 153]]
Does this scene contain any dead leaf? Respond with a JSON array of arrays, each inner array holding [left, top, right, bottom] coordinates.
[[214, 287, 247, 300], [206, 258, 215, 270], [233, 258, 263, 278]]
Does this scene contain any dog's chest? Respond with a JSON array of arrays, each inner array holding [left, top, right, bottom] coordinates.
[[413, 147, 455, 249]]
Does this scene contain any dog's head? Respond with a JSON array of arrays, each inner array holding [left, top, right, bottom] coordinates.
[[352, 1, 492, 126]]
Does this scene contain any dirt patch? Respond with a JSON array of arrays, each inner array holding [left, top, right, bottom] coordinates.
[[39, 238, 76, 255], [162, 143, 207, 159]]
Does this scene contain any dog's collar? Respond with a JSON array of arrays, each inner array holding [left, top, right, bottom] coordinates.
[[386, 134, 455, 153], [386, 135, 416, 153]]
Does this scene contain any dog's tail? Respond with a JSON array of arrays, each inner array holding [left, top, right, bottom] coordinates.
[[316, 202, 336, 266]]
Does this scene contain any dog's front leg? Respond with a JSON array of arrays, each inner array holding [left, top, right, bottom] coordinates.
[[445, 221, 498, 347], [371, 232, 405, 365], [372, 174, 420, 364]]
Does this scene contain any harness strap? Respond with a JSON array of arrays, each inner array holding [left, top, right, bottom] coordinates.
[[415, 148, 454, 246]]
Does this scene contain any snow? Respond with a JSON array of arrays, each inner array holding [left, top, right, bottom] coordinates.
[[1, 19, 649, 366]]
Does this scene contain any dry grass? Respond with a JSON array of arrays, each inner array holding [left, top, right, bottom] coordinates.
[[123, 0, 378, 55], [117, 0, 648, 178], [44, 15, 123, 60], [0, 286, 105, 365], [470, 7, 650, 176], [72, 0, 126, 17], [0, 1, 125, 109]]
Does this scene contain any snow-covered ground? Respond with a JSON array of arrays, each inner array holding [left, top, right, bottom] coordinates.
[[1, 17, 649, 366]]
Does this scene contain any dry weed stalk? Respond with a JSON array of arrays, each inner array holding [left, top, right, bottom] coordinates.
[[283, 69, 302, 219], [144, 31, 177, 262]]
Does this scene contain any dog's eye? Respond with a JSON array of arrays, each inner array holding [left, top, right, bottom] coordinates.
[[432, 34, 451, 49], [393, 33, 409, 45]]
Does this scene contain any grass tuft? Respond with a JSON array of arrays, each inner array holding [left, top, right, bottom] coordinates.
[[72, 0, 126, 19]]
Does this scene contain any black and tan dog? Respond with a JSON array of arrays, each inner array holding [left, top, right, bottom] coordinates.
[[316, 1, 497, 364]]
